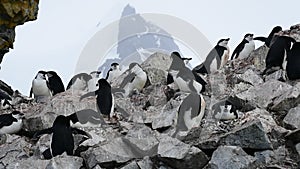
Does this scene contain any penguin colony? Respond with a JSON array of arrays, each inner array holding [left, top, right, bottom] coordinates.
[[1, 25, 300, 160]]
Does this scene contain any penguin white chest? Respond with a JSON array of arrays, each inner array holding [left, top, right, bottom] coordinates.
[[132, 71, 147, 91], [0, 119, 22, 134], [239, 41, 255, 59], [210, 58, 218, 73], [32, 79, 51, 97], [71, 78, 87, 91], [87, 78, 98, 92]]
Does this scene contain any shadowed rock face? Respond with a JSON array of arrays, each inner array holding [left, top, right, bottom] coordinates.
[[0, 0, 39, 64]]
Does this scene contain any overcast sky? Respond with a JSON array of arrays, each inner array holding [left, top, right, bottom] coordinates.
[[0, 0, 299, 94]]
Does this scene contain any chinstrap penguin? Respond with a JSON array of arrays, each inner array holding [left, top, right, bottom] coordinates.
[[193, 38, 230, 74], [119, 63, 148, 97], [0, 111, 24, 134], [81, 79, 114, 119], [173, 93, 206, 138], [33, 115, 91, 159], [263, 35, 296, 75], [168, 52, 206, 94], [254, 26, 282, 47], [30, 71, 52, 100], [231, 33, 255, 60], [67, 73, 92, 91], [212, 100, 238, 121], [47, 71, 65, 96], [287, 42, 300, 80], [106, 63, 123, 84], [87, 71, 101, 92]]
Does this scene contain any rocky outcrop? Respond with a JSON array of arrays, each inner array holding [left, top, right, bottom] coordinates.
[[0, 0, 39, 64], [1, 23, 300, 168]]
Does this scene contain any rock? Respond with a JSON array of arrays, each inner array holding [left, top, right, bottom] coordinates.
[[283, 105, 300, 129], [157, 136, 208, 169], [124, 125, 159, 157], [82, 125, 158, 168], [196, 120, 272, 150], [285, 129, 300, 143], [235, 69, 263, 86], [209, 70, 229, 98], [207, 146, 256, 169], [0, 0, 39, 63], [143, 67, 167, 85], [82, 137, 137, 168], [5, 154, 83, 169], [23, 90, 98, 130], [249, 45, 269, 72], [0, 135, 33, 167], [137, 156, 153, 169], [254, 150, 276, 165], [271, 82, 300, 112], [264, 69, 285, 82], [235, 79, 292, 109], [120, 161, 139, 169], [141, 52, 172, 71], [45, 154, 83, 169]]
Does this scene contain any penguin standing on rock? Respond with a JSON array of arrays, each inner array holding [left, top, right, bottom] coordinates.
[[193, 38, 230, 74], [173, 93, 206, 138], [231, 33, 255, 60], [287, 42, 300, 80], [30, 71, 52, 99], [67, 73, 92, 91], [47, 71, 65, 96], [88, 71, 101, 92], [106, 63, 123, 84], [81, 79, 114, 119], [168, 52, 206, 93], [33, 115, 91, 159], [0, 111, 24, 134], [263, 35, 296, 75], [254, 26, 282, 47], [119, 63, 148, 97]]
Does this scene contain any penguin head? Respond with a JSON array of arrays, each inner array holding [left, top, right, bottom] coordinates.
[[97, 79, 111, 89], [111, 63, 120, 70], [47, 71, 58, 78], [217, 38, 230, 47], [36, 71, 47, 80], [53, 115, 70, 127], [271, 26, 282, 34], [244, 33, 254, 41], [90, 71, 101, 78], [129, 63, 142, 74], [11, 111, 24, 120]]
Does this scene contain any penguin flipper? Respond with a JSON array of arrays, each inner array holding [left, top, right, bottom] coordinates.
[[71, 128, 92, 139], [231, 41, 246, 60], [80, 91, 97, 101], [29, 88, 33, 98], [32, 128, 53, 140], [253, 37, 267, 42]]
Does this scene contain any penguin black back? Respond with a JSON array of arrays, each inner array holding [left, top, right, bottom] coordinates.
[[254, 26, 282, 47], [287, 42, 300, 80], [47, 71, 65, 95], [264, 36, 296, 74], [51, 115, 74, 156], [96, 79, 113, 117]]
